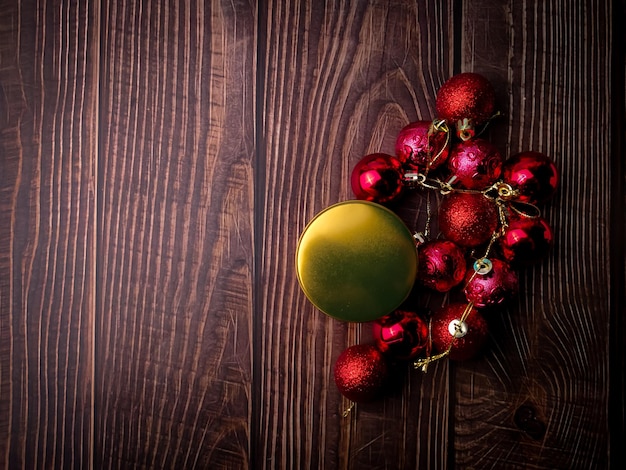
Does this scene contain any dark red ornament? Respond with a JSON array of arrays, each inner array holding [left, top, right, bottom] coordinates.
[[500, 216, 554, 266], [417, 240, 467, 292], [395, 120, 450, 170], [439, 192, 499, 248], [435, 73, 496, 140], [463, 258, 518, 308], [501, 152, 559, 205], [447, 138, 503, 189], [351, 153, 404, 203], [431, 302, 488, 361], [334, 344, 389, 403], [372, 310, 429, 360]]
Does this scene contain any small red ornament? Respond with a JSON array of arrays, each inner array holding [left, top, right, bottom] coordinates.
[[351, 153, 404, 203], [417, 240, 467, 292], [447, 138, 503, 189], [334, 344, 389, 403], [463, 258, 518, 308], [500, 216, 554, 266], [501, 152, 559, 205], [372, 310, 429, 360], [439, 192, 499, 248], [395, 120, 450, 170], [431, 302, 488, 361], [435, 73, 496, 140]]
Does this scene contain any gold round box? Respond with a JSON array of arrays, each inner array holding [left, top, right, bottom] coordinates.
[[296, 200, 418, 322]]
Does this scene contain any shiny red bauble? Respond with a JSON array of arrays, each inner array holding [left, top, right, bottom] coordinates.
[[431, 302, 488, 361], [351, 153, 404, 203], [395, 120, 450, 170], [435, 73, 496, 139], [463, 258, 519, 308], [501, 152, 559, 205], [417, 240, 467, 292], [447, 138, 503, 189], [334, 344, 389, 403], [500, 216, 554, 266], [372, 310, 429, 360], [439, 192, 499, 248]]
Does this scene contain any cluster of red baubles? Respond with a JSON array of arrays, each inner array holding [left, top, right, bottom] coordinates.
[[334, 73, 559, 403]]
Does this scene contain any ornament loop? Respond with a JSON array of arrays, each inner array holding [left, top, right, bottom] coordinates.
[[473, 258, 493, 275]]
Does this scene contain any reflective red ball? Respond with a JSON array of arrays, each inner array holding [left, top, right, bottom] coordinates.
[[463, 258, 518, 308], [334, 344, 389, 403], [430, 303, 488, 361], [436, 73, 496, 127], [395, 120, 450, 170], [447, 138, 503, 189], [417, 240, 467, 292], [372, 310, 429, 360], [351, 153, 404, 203], [501, 152, 559, 205], [439, 192, 499, 248], [500, 216, 554, 266]]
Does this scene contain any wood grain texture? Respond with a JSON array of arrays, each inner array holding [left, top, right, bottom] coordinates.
[[454, 1, 614, 468], [256, 1, 455, 468], [0, 0, 98, 468], [96, 0, 255, 468]]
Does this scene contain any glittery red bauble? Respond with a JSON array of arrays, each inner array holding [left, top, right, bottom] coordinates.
[[372, 310, 429, 360], [351, 153, 404, 203], [447, 138, 503, 189], [431, 303, 488, 361], [501, 152, 559, 205], [334, 344, 389, 403], [439, 192, 499, 248], [395, 121, 450, 170], [435, 73, 496, 136], [463, 258, 519, 308], [500, 216, 554, 266], [417, 240, 467, 292]]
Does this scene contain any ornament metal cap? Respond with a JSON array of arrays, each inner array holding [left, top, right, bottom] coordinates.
[[296, 200, 418, 322]]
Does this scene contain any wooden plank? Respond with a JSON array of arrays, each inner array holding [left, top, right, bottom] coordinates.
[[453, 1, 613, 467], [95, 0, 255, 467], [256, 1, 455, 467], [0, 0, 98, 468]]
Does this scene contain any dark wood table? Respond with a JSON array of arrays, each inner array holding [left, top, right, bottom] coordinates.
[[1, 0, 623, 468]]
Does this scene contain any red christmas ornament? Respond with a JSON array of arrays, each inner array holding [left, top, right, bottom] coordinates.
[[447, 138, 503, 189], [417, 240, 467, 292], [431, 302, 488, 361], [395, 120, 450, 170], [463, 258, 519, 308], [439, 192, 499, 248], [334, 344, 389, 403], [501, 152, 559, 205], [372, 310, 429, 360], [500, 216, 554, 266], [351, 153, 404, 203], [435, 73, 496, 140]]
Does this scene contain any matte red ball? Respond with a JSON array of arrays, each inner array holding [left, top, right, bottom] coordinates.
[[447, 138, 503, 189], [436, 73, 496, 127], [334, 344, 389, 403], [372, 310, 429, 360], [439, 192, 499, 248], [463, 258, 518, 308], [500, 216, 554, 266], [431, 303, 488, 361], [501, 152, 559, 205], [417, 240, 467, 292], [351, 153, 404, 203], [395, 120, 450, 170]]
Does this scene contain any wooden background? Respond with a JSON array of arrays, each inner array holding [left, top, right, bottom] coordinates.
[[1, 0, 624, 468]]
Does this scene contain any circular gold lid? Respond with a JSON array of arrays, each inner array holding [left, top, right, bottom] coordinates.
[[296, 200, 417, 322]]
